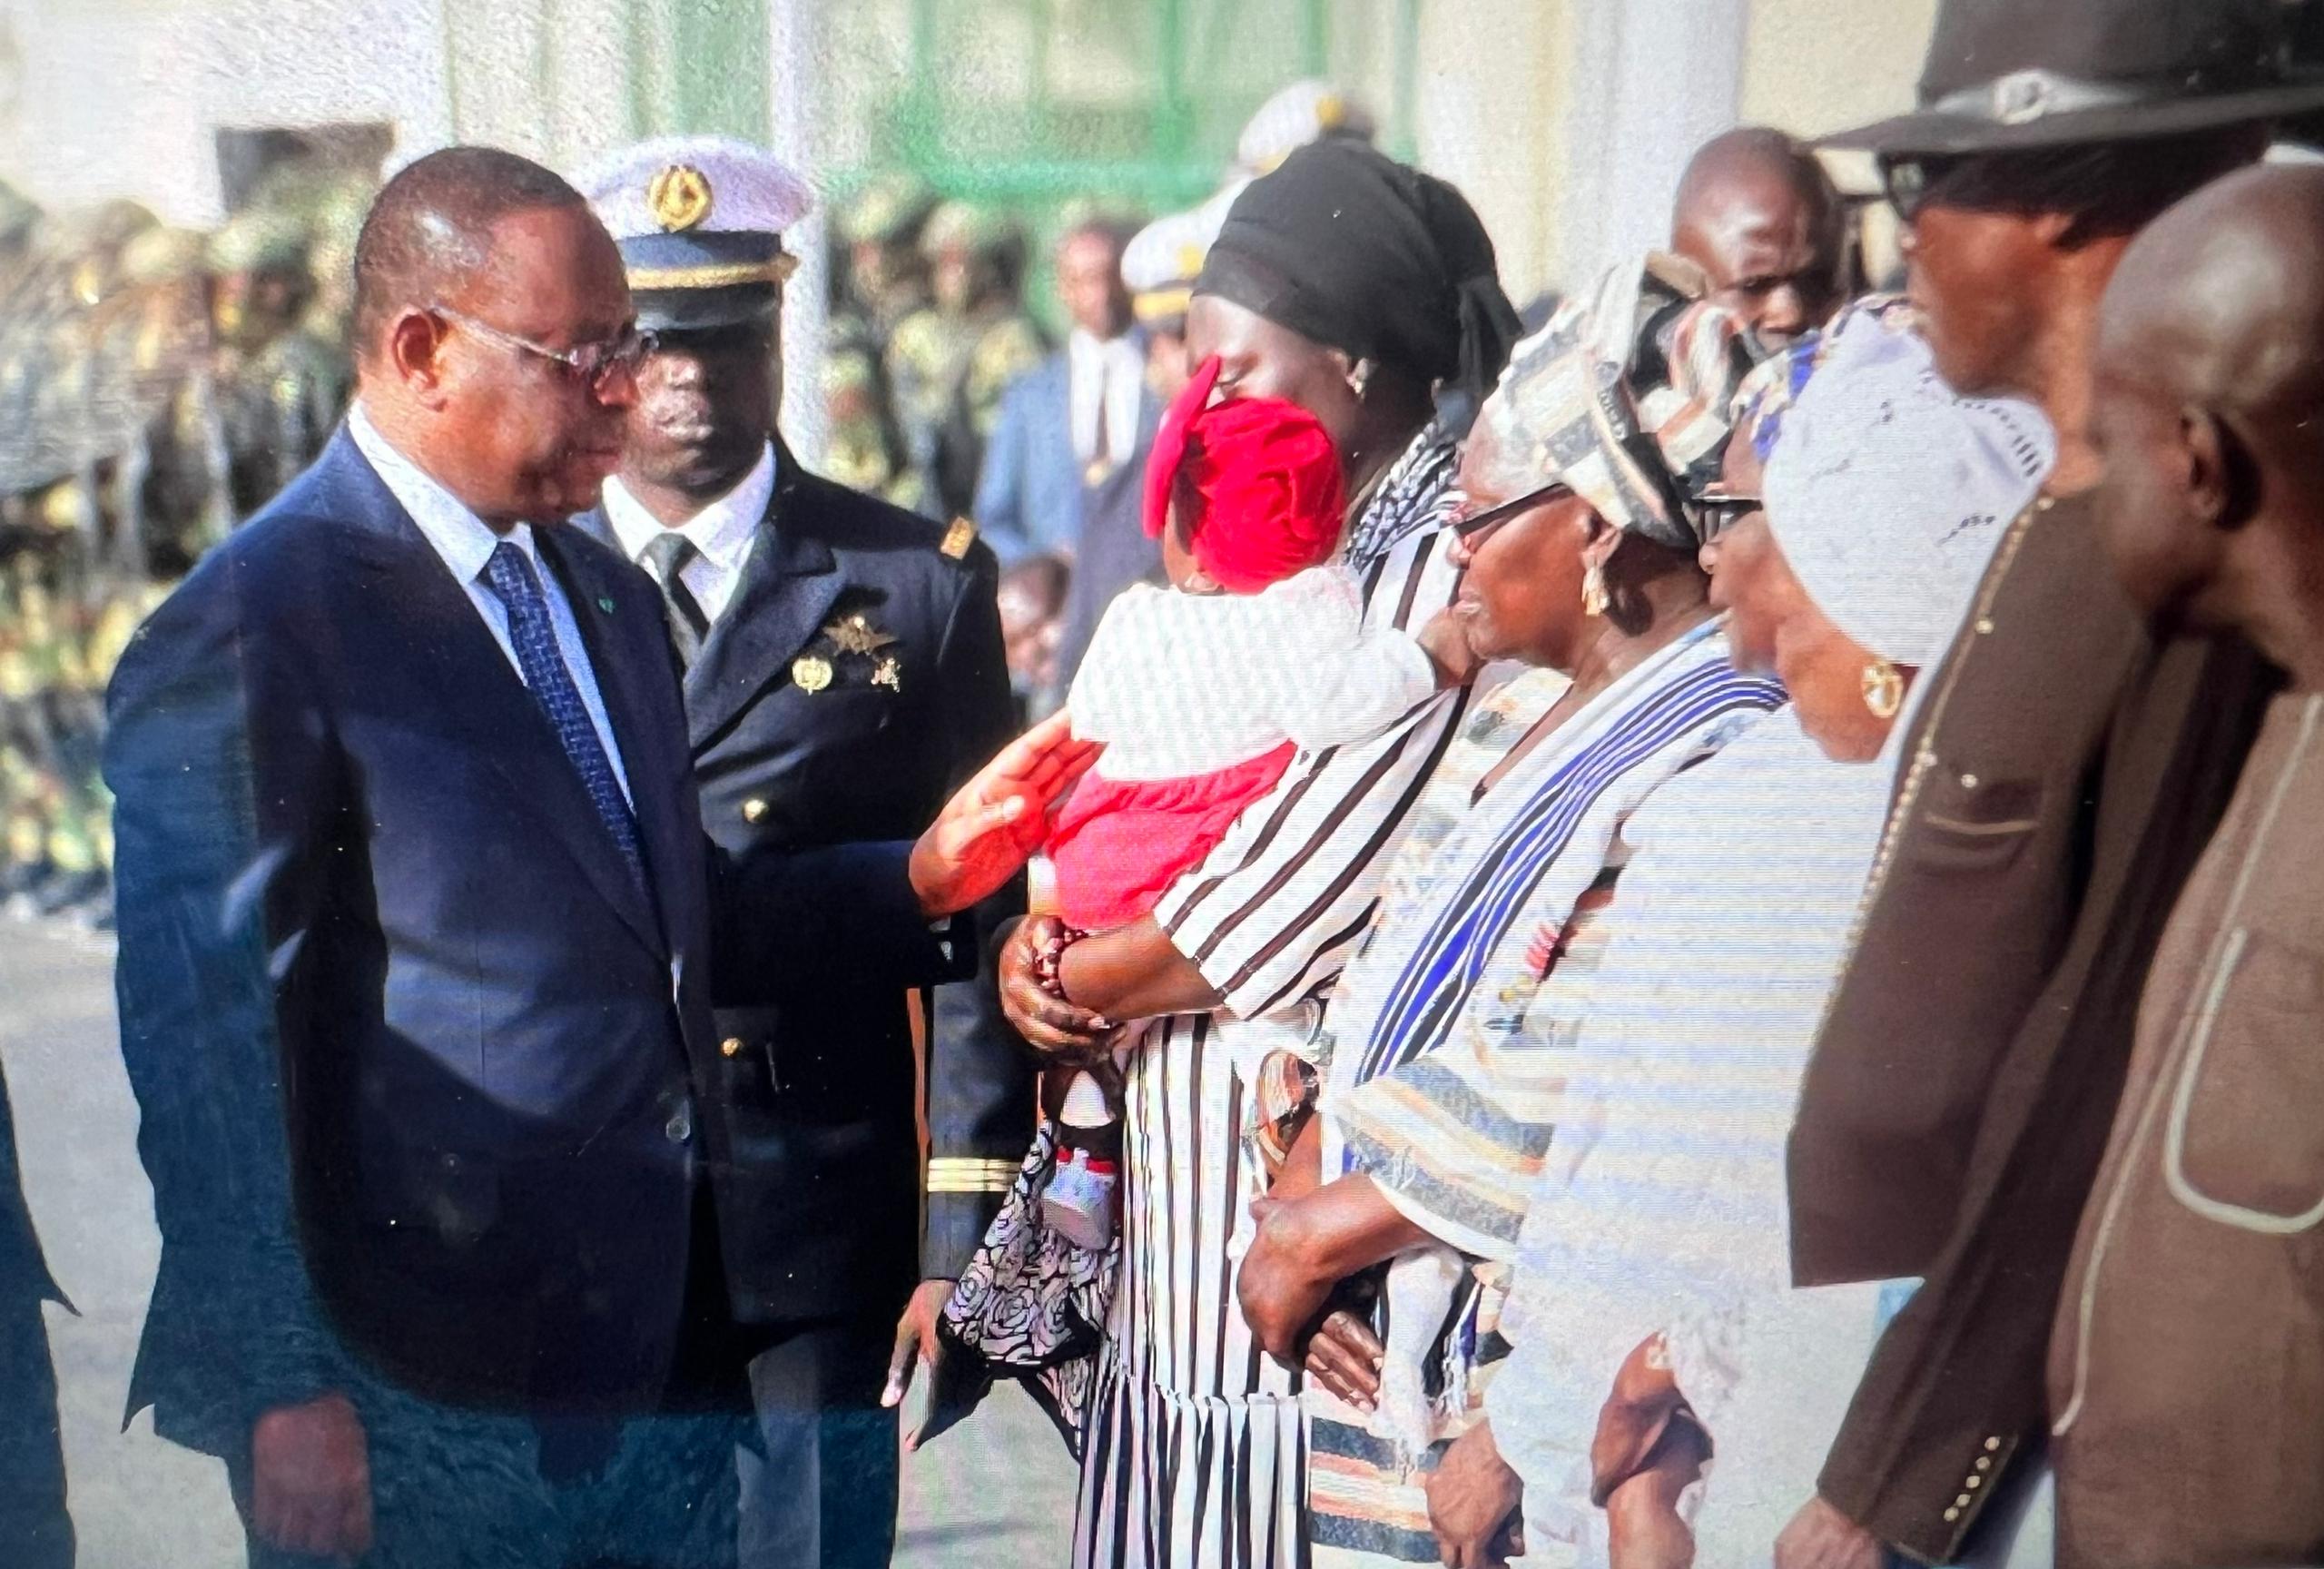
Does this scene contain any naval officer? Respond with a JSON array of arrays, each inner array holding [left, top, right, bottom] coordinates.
[[574, 138, 1033, 1569]]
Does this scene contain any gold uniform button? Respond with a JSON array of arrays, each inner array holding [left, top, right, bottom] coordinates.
[[1975, 1456, 1992, 1472], [1975, 617, 1996, 636], [1945, 1507, 1962, 1524], [1960, 772, 1979, 790], [1955, 1493, 1972, 1509], [1966, 1475, 1983, 1490], [742, 798, 769, 824], [720, 1037, 743, 1058], [1984, 1436, 2003, 1452]]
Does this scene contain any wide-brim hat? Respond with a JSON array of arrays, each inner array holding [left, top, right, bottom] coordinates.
[[1824, 0, 2324, 156]]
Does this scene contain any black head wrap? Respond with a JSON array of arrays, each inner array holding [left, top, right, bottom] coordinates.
[[1195, 140, 1522, 438]]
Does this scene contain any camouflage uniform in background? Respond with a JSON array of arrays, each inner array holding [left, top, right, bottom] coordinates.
[[885, 199, 1047, 520], [207, 210, 343, 521], [830, 171, 937, 369], [820, 343, 924, 514]]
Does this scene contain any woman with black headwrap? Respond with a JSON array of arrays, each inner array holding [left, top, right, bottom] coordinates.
[[980, 141, 1521, 1569]]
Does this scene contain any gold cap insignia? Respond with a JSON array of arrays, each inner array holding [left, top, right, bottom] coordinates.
[[940, 517, 977, 560], [648, 164, 714, 232], [791, 654, 832, 693]]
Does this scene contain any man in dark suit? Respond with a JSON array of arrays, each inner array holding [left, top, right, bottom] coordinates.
[[570, 138, 1033, 1569], [971, 216, 1151, 568], [0, 1062, 71, 1569], [103, 145, 1088, 1569]]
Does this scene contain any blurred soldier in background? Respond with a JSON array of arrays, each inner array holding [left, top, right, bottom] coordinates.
[[113, 224, 229, 578], [885, 200, 1046, 521], [832, 171, 938, 362], [822, 345, 922, 513], [206, 208, 342, 518]]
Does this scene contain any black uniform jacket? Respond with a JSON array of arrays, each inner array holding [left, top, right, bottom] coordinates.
[[577, 442, 1031, 1327]]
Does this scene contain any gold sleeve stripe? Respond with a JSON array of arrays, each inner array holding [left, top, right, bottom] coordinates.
[[927, 1157, 1020, 1194]]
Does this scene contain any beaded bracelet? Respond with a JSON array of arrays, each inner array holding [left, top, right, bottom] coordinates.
[[1031, 923, 1090, 1002]]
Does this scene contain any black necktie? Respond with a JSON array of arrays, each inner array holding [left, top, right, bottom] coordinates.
[[640, 532, 710, 668]]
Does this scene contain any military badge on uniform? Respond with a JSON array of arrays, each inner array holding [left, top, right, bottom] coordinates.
[[648, 164, 714, 232], [823, 612, 898, 658], [792, 609, 903, 695]]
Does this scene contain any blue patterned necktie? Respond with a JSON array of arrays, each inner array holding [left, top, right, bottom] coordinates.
[[481, 540, 648, 893]]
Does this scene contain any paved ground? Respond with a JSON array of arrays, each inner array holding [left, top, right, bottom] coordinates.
[[0, 918, 1078, 1568]]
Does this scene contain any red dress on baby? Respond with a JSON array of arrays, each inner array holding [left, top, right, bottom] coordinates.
[[1036, 359, 1443, 1248]]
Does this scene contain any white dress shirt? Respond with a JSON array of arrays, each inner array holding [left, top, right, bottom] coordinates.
[[1068, 329, 1145, 470], [347, 402, 634, 806], [600, 441, 776, 626]]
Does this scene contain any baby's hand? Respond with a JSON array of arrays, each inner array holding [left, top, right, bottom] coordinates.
[[1415, 607, 1482, 688]]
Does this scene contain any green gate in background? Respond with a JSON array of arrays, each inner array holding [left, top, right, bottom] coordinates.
[[879, 0, 1421, 208], [591, 0, 1423, 318]]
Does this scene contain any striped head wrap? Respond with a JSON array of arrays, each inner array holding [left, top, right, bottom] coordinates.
[[1477, 252, 1761, 552]]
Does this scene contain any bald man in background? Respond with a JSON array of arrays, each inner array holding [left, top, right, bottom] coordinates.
[[1671, 126, 1847, 349], [2050, 162, 2324, 1569]]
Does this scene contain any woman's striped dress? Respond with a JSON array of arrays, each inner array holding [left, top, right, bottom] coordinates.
[[1071, 433, 1467, 1569]]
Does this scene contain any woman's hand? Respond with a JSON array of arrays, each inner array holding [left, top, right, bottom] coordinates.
[[1590, 1333, 1688, 1505], [1238, 1194, 1338, 1363], [1427, 1418, 1525, 1569], [1304, 1307, 1384, 1411], [999, 914, 1115, 1061], [1602, 1416, 1708, 1569], [1415, 605, 1483, 688], [1265, 1110, 1326, 1199]]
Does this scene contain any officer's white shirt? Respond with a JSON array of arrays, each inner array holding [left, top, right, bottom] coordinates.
[[601, 439, 778, 626], [348, 400, 633, 806]]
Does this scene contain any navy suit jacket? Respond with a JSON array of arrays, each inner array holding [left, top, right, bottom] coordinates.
[[971, 337, 1157, 565], [105, 429, 965, 1454], [575, 449, 1030, 1320]]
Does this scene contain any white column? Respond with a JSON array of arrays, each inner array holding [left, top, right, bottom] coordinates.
[[767, 0, 826, 466], [1412, 0, 1569, 306], [1558, 0, 1749, 293]]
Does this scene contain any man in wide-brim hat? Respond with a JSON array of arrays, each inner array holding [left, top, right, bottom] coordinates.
[[1777, 3, 2323, 1567]]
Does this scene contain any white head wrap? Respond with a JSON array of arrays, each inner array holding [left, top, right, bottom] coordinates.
[[1758, 300, 2055, 668]]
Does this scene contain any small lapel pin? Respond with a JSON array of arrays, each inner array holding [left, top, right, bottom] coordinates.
[[596, 596, 616, 614]]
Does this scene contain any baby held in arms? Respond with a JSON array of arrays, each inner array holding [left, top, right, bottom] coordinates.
[[1037, 356, 1476, 1248]]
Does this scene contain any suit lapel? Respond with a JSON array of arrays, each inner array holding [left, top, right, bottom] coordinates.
[[684, 451, 845, 751], [334, 459, 667, 957]]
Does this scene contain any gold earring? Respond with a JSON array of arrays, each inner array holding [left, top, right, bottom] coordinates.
[[1581, 562, 1611, 617], [1862, 658, 1904, 719]]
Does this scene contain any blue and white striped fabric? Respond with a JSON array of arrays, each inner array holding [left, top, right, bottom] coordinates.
[[1354, 642, 1788, 1089]]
